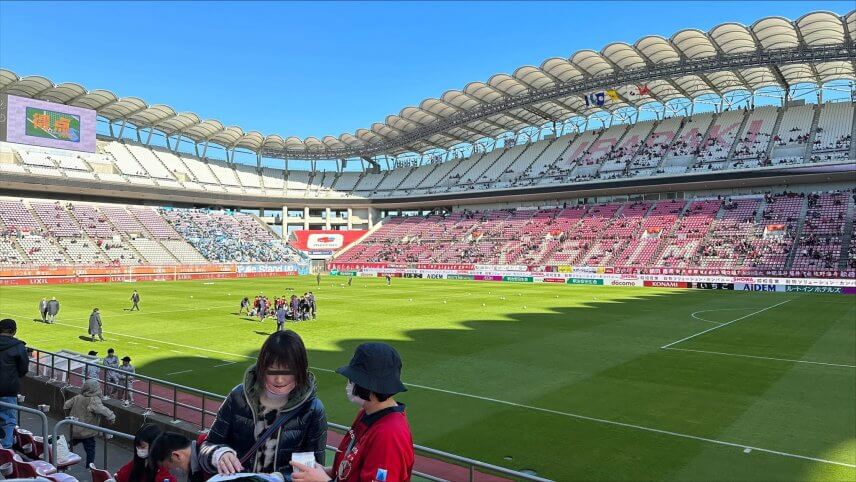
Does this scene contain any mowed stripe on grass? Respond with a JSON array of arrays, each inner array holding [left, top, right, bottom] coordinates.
[[1, 277, 853, 481]]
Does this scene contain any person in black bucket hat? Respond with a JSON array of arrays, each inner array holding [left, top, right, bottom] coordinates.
[[292, 342, 414, 482]]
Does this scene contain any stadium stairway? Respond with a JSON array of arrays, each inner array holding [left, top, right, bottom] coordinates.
[[804, 104, 822, 162], [763, 107, 785, 161], [784, 197, 810, 270], [723, 110, 752, 166], [839, 197, 855, 269]]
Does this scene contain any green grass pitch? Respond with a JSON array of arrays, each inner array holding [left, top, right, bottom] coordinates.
[[0, 276, 854, 481]]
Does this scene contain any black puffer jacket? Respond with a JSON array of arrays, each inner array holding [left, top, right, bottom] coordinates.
[[0, 335, 28, 397], [200, 366, 326, 478]]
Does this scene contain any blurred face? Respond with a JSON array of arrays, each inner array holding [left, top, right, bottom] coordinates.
[[264, 363, 296, 396]]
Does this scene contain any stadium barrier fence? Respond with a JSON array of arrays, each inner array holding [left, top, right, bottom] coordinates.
[[0, 400, 51, 462], [29, 349, 554, 482]]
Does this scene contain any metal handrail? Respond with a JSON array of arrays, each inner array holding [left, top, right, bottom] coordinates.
[[31, 348, 553, 481], [0, 400, 51, 462], [51, 418, 135, 467]]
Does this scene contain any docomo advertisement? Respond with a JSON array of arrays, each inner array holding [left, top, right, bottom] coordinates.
[[291, 230, 366, 256], [2, 94, 97, 153]]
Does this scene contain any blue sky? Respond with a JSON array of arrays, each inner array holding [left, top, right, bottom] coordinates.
[[1, 1, 852, 141]]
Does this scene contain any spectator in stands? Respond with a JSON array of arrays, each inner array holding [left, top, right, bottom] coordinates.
[[150, 432, 207, 482], [115, 423, 177, 482], [199, 330, 326, 477], [47, 297, 60, 323], [89, 308, 104, 342], [103, 348, 120, 399], [63, 378, 116, 466], [84, 350, 101, 380], [39, 298, 48, 323], [291, 342, 413, 482], [118, 356, 135, 404], [0, 318, 28, 449]]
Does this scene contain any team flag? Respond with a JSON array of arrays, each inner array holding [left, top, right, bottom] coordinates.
[[606, 89, 620, 101], [584, 92, 606, 107]]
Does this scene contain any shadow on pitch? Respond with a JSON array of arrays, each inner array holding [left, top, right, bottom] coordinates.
[[124, 285, 849, 481]]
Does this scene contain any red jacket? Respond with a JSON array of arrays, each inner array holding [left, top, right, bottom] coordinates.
[[333, 404, 414, 482], [115, 461, 177, 482]]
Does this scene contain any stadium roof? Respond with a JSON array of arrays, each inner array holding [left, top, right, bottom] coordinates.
[[1, 10, 854, 161]]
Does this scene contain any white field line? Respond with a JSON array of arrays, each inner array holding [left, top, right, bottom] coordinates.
[[7, 311, 853, 468], [165, 369, 193, 376], [402, 383, 856, 468], [664, 347, 856, 369], [690, 308, 754, 325], [661, 300, 792, 349]]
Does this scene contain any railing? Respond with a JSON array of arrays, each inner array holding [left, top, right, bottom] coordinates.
[[29, 348, 552, 482], [51, 418, 135, 467], [0, 400, 51, 462]]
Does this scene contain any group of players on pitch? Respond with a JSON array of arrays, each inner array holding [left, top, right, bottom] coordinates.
[[239, 292, 317, 329]]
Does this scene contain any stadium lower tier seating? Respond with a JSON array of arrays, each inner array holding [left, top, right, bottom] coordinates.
[[336, 190, 856, 277], [0, 198, 305, 266]]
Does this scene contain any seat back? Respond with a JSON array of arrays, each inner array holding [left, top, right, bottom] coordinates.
[[89, 462, 112, 482]]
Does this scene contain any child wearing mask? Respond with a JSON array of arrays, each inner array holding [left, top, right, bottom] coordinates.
[[115, 424, 177, 482]]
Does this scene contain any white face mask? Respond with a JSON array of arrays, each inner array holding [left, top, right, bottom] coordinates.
[[136, 448, 148, 458], [345, 381, 365, 406]]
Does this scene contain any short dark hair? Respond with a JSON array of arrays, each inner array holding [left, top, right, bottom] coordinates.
[[256, 330, 309, 389], [149, 432, 191, 464], [353, 383, 392, 403], [0, 318, 16, 334]]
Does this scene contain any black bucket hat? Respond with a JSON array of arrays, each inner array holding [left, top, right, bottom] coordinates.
[[336, 343, 407, 395]]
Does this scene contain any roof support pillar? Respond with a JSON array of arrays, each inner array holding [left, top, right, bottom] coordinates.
[[202, 141, 209, 159], [145, 128, 154, 146], [118, 120, 127, 139], [174, 134, 183, 154]]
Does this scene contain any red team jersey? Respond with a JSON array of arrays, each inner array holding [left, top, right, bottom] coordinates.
[[333, 404, 414, 482]]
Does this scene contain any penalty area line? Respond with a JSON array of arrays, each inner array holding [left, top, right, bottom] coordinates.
[[663, 347, 856, 369], [662, 299, 791, 349]]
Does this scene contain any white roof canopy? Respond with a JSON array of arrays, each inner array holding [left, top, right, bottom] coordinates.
[[2, 10, 854, 160]]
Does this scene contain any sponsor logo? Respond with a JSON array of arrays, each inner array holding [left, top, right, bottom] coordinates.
[[644, 281, 688, 288], [567, 278, 603, 285], [608, 280, 638, 287], [734, 283, 785, 291], [425, 273, 444, 279], [307, 233, 344, 250]]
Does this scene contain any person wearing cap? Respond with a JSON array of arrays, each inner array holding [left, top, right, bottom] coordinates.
[[291, 343, 414, 482], [84, 350, 102, 381], [129, 290, 141, 311], [88, 308, 104, 342], [118, 356, 136, 404], [103, 348, 120, 398]]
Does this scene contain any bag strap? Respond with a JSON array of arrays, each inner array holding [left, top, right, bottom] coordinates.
[[239, 408, 302, 465]]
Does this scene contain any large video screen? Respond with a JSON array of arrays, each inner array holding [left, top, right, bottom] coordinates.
[[1, 94, 96, 152]]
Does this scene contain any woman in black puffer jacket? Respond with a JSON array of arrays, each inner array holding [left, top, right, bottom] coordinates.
[[200, 330, 327, 480]]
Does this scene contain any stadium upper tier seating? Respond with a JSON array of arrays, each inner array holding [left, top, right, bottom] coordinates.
[[0, 101, 853, 200], [0, 198, 304, 266], [336, 190, 856, 278]]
